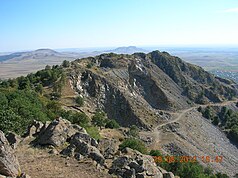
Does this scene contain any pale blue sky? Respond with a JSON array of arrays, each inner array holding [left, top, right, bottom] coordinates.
[[0, 0, 238, 52]]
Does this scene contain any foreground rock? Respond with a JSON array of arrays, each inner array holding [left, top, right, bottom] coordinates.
[[61, 132, 104, 165], [6, 132, 21, 149], [34, 118, 87, 147], [0, 130, 20, 177], [98, 138, 119, 159], [24, 120, 45, 138], [108, 148, 175, 178]]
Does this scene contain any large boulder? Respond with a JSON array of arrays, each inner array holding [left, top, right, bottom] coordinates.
[[109, 148, 163, 178], [98, 138, 118, 158], [61, 133, 104, 165], [34, 118, 86, 147], [0, 130, 20, 177]]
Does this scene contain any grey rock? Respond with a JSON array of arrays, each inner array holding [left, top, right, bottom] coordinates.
[[6, 132, 21, 149], [128, 161, 144, 173], [109, 149, 163, 178], [74, 153, 83, 161], [0, 130, 20, 177], [35, 118, 86, 147], [123, 168, 135, 178], [88, 146, 105, 165], [60, 144, 76, 157], [98, 138, 118, 158], [71, 132, 91, 145], [24, 120, 44, 137], [74, 140, 90, 156], [111, 156, 131, 169], [91, 138, 98, 147], [61, 133, 105, 165]]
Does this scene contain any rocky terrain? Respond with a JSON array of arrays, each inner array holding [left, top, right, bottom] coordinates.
[[68, 51, 238, 129], [1, 50, 238, 177], [0, 118, 178, 178]]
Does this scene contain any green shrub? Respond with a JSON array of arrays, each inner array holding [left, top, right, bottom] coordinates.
[[127, 125, 139, 137], [212, 116, 219, 126], [71, 112, 89, 127], [62, 60, 70, 68], [0, 90, 50, 135], [86, 62, 93, 68], [85, 126, 101, 140], [75, 96, 84, 107], [105, 119, 120, 129], [92, 111, 107, 128], [229, 125, 238, 143], [149, 150, 162, 156], [119, 138, 147, 154]]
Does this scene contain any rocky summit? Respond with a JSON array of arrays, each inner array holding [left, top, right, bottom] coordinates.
[[69, 51, 238, 129]]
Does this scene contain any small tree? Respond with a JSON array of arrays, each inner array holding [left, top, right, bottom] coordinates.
[[127, 125, 139, 137], [35, 83, 44, 95], [86, 62, 93, 68], [149, 150, 162, 156], [105, 119, 120, 129], [62, 60, 70, 68], [119, 138, 147, 154], [71, 112, 89, 127], [212, 116, 219, 125], [45, 65, 51, 70], [75, 96, 84, 107], [92, 111, 107, 129]]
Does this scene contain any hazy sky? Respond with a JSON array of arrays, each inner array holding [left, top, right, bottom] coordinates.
[[1, 0, 238, 52]]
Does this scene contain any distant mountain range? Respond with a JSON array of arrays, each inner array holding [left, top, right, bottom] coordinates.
[[0, 46, 149, 79], [0, 49, 78, 62], [0, 46, 148, 63]]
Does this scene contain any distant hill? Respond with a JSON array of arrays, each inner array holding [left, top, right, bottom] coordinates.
[[107, 46, 148, 54], [0, 49, 82, 79], [0, 49, 79, 62]]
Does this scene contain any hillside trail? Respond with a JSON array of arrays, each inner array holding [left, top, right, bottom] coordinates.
[[141, 99, 238, 149]]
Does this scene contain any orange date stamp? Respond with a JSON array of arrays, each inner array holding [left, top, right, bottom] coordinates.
[[152, 155, 223, 164]]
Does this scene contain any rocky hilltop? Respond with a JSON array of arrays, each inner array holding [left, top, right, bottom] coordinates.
[[0, 50, 237, 177], [68, 51, 238, 129]]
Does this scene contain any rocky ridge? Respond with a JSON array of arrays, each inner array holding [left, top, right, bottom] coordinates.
[[67, 51, 238, 130]]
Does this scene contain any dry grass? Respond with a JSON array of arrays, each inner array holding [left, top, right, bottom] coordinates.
[[16, 139, 112, 178]]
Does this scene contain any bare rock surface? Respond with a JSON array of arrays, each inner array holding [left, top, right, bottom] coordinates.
[[34, 118, 86, 147], [159, 109, 238, 177], [0, 130, 20, 177]]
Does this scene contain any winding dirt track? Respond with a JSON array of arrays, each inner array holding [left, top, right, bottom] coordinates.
[[140, 99, 238, 151], [155, 99, 238, 131]]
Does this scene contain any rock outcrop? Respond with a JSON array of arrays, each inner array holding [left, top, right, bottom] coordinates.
[[34, 118, 86, 147], [0, 130, 20, 177], [61, 132, 104, 165], [108, 148, 175, 178], [69, 51, 238, 130]]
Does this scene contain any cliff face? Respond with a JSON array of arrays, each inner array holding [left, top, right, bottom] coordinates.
[[68, 51, 238, 129]]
